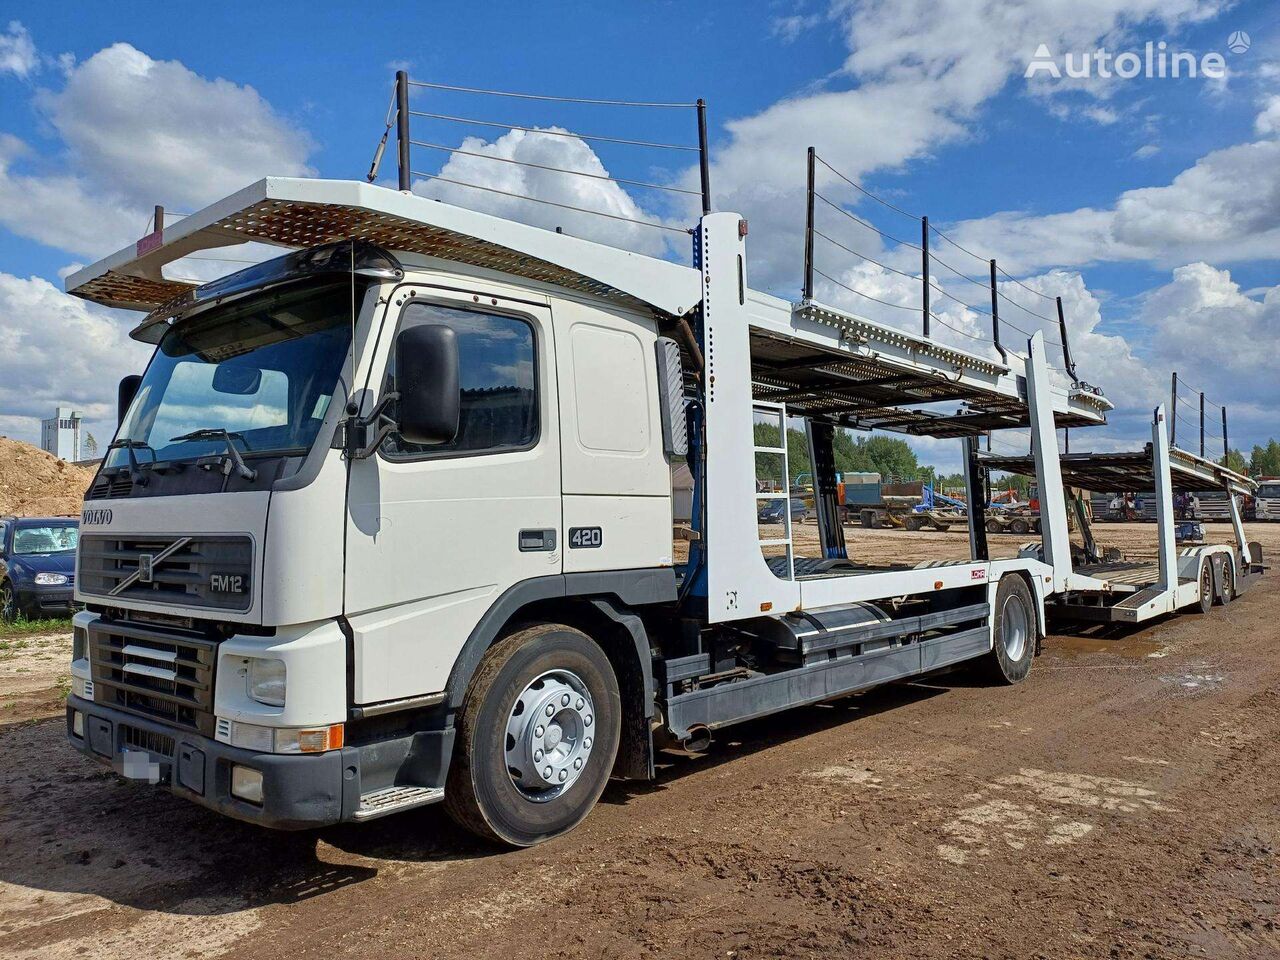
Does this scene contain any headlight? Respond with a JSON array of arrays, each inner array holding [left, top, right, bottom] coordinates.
[[34, 572, 68, 585], [247, 658, 286, 707]]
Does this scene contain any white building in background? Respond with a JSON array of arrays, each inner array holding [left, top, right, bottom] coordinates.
[[41, 406, 82, 461]]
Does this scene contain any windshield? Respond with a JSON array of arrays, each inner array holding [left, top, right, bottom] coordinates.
[[13, 523, 78, 555], [1259, 483, 1280, 499], [108, 281, 354, 470]]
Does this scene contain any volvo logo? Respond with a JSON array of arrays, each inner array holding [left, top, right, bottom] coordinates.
[[82, 508, 113, 525], [109, 537, 191, 596]]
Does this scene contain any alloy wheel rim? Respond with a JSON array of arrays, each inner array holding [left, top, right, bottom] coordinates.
[[504, 670, 595, 802], [1002, 593, 1030, 661]]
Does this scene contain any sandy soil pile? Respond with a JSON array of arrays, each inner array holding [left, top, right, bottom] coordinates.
[[0, 437, 95, 517]]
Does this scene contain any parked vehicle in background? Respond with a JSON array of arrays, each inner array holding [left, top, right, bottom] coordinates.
[[1254, 480, 1280, 521], [0, 516, 79, 621]]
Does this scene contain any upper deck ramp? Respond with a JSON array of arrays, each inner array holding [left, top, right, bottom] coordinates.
[[979, 445, 1256, 496], [66, 176, 1109, 436]]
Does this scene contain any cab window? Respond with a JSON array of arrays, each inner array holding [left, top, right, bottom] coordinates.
[[382, 303, 538, 458]]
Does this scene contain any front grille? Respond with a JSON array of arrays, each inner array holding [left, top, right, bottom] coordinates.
[[79, 534, 253, 612], [121, 723, 176, 758], [89, 619, 217, 736], [87, 470, 134, 500]]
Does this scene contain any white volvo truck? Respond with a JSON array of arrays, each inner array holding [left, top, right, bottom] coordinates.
[[64, 177, 1110, 845]]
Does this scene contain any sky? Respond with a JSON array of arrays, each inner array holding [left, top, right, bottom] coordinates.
[[0, 1, 1276, 472]]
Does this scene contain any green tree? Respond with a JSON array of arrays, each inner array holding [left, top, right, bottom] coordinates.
[[1250, 440, 1280, 477], [1220, 448, 1248, 473]]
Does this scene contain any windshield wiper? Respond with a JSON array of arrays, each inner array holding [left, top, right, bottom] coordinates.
[[170, 429, 258, 482], [106, 439, 155, 487]]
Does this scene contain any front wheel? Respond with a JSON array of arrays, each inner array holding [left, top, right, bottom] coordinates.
[[983, 575, 1037, 685], [0, 581, 16, 623], [444, 623, 621, 847]]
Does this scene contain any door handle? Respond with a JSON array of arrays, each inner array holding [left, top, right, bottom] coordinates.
[[518, 529, 557, 552]]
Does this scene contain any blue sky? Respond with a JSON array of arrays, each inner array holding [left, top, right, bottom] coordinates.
[[0, 1, 1276, 466]]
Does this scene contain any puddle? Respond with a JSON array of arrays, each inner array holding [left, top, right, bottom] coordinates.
[[1159, 672, 1226, 693], [1052, 633, 1167, 660]]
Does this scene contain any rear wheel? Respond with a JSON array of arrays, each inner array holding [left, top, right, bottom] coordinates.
[[1195, 559, 1214, 614], [444, 623, 621, 847], [983, 576, 1037, 685], [1217, 557, 1235, 605], [986, 519, 1001, 533], [1010, 518, 1030, 535]]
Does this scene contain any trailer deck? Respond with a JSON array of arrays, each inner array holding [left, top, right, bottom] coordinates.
[[978, 426, 1263, 623]]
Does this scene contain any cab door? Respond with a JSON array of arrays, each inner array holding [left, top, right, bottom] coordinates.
[[343, 286, 560, 705]]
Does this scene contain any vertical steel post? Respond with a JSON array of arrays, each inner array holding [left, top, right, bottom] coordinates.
[[396, 70, 411, 192], [989, 259, 1005, 359], [1200, 392, 1206, 458], [1064, 428, 1070, 454], [921, 216, 931, 338], [1170, 372, 1178, 447], [1222, 407, 1230, 465], [696, 99, 712, 215], [153, 205, 164, 234], [803, 147, 815, 301], [1056, 297, 1077, 379]]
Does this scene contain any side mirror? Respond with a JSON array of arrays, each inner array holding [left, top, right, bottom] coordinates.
[[118, 375, 142, 426], [396, 324, 460, 446]]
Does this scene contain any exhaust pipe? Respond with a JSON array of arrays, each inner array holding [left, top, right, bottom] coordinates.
[[681, 724, 712, 754]]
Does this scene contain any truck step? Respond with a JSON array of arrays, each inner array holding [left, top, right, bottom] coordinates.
[[352, 785, 445, 821]]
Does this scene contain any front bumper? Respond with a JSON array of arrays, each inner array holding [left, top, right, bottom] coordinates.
[[66, 694, 354, 829], [16, 583, 75, 615]]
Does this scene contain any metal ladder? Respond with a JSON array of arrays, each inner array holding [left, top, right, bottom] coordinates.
[[753, 399, 795, 580]]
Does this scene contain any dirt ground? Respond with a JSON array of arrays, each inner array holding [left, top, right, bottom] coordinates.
[[1, 521, 1277, 959]]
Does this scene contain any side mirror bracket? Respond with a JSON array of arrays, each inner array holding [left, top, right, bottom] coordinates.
[[342, 392, 400, 460]]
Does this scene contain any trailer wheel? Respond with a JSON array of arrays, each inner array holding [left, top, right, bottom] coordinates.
[[444, 623, 621, 847], [1195, 559, 1215, 615], [1009, 518, 1030, 535], [986, 519, 1001, 533], [1216, 557, 1235, 605], [904, 515, 923, 531], [983, 576, 1036, 685]]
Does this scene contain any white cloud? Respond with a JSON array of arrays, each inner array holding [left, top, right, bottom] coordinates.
[[771, 13, 824, 43], [937, 138, 1280, 273], [696, 0, 1233, 293], [1132, 143, 1160, 159], [411, 128, 674, 257], [0, 21, 37, 78], [0, 43, 314, 262], [1256, 93, 1280, 136], [0, 273, 151, 447]]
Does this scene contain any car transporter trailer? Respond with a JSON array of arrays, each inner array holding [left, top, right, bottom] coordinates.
[[978, 411, 1265, 624]]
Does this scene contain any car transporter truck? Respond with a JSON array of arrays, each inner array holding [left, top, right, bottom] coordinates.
[[60, 82, 1263, 846]]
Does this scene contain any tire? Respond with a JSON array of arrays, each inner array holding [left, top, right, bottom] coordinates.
[[986, 519, 1001, 533], [983, 575, 1037, 685], [0, 581, 16, 624], [904, 515, 923, 531], [444, 623, 621, 847], [1195, 559, 1215, 614], [1010, 518, 1030, 535], [1217, 557, 1235, 605]]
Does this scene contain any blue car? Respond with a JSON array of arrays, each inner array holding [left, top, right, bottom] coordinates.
[[0, 516, 79, 621]]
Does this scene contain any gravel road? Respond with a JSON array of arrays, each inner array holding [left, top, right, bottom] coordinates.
[[1, 522, 1275, 959]]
